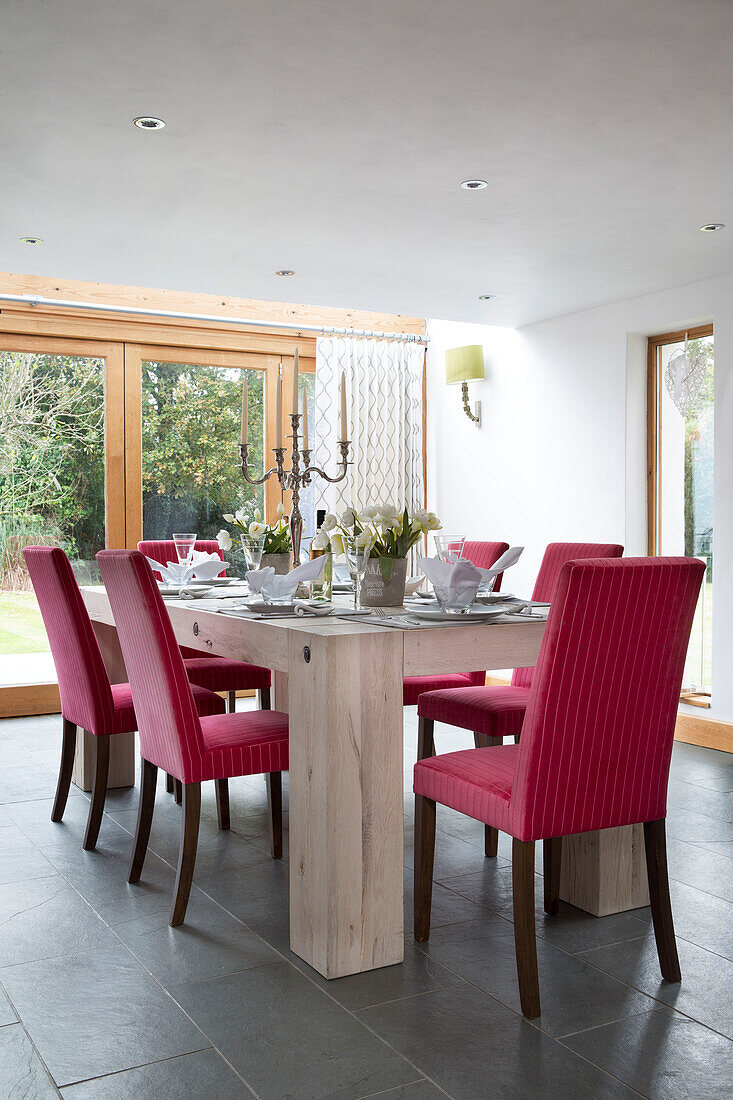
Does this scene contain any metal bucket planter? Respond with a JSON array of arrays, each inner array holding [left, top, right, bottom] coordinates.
[[360, 557, 408, 607]]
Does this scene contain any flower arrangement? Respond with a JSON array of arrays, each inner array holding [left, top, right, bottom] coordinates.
[[318, 504, 441, 581], [217, 503, 292, 554]]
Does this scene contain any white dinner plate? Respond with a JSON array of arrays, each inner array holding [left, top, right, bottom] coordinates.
[[190, 576, 233, 586], [409, 605, 514, 622]]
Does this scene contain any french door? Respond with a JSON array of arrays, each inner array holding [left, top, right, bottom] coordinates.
[[0, 337, 315, 715], [0, 335, 125, 715]]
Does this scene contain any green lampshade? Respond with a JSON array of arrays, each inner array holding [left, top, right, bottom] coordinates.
[[445, 345, 485, 385]]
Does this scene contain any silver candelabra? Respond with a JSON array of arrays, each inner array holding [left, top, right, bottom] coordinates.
[[239, 413, 350, 563]]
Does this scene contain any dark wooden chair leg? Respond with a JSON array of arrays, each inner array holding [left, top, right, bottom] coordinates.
[[174, 778, 182, 804], [417, 716, 435, 760], [259, 686, 271, 710], [474, 732, 501, 857], [170, 782, 201, 927], [215, 778, 230, 830], [128, 759, 158, 883], [266, 771, 283, 859], [82, 734, 110, 851], [414, 794, 437, 942], [512, 837, 541, 1018], [51, 717, 77, 823], [227, 690, 236, 713], [543, 836, 562, 915], [165, 773, 174, 794], [644, 818, 681, 983]]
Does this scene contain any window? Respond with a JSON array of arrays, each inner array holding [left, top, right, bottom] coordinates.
[[648, 325, 714, 703]]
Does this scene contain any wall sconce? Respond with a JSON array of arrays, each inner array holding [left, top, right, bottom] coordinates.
[[445, 344, 485, 426]]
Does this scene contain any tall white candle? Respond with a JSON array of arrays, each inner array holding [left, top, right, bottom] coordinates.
[[301, 385, 309, 450], [276, 365, 283, 448], [340, 371, 348, 440], [240, 375, 248, 445], [292, 347, 299, 414]]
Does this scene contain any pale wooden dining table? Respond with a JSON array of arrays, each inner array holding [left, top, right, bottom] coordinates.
[[79, 588, 648, 979]]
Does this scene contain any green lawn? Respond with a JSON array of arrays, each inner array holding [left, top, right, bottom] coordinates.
[[0, 591, 50, 655]]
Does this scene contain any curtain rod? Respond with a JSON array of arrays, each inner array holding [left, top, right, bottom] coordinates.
[[0, 293, 428, 344]]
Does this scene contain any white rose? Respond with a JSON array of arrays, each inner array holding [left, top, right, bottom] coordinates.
[[248, 521, 265, 536], [340, 507, 356, 527], [321, 513, 337, 532], [311, 529, 330, 550], [217, 529, 232, 552]]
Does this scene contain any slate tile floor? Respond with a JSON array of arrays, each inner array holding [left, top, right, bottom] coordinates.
[[0, 709, 731, 1099]]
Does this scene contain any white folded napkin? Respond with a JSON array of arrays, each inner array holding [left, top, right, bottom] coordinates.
[[145, 556, 195, 587], [246, 555, 327, 599], [189, 550, 229, 581], [418, 556, 482, 603], [476, 545, 524, 589]]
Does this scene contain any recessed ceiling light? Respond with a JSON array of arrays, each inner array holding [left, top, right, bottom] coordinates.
[[478, 294, 496, 301], [461, 179, 488, 190], [700, 223, 725, 232], [133, 116, 166, 130], [275, 269, 295, 276], [20, 236, 43, 245]]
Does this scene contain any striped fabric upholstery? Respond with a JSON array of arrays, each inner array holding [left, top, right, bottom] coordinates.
[[137, 539, 271, 690], [23, 546, 225, 736], [403, 540, 510, 705], [414, 557, 704, 840], [97, 550, 288, 783], [511, 542, 623, 689]]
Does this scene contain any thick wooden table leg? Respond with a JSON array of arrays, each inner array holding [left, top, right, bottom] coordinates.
[[288, 629, 404, 978], [560, 824, 650, 916], [72, 621, 135, 792]]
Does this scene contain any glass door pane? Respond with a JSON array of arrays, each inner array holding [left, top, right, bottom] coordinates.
[[654, 332, 714, 696], [137, 354, 266, 552], [0, 338, 123, 692]]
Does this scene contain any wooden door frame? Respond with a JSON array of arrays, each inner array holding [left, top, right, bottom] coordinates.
[[0, 333, 125, 717]]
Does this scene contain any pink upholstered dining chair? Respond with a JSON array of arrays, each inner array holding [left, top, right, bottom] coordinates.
[[416, 541, 624, 856], [414, 556, 704, 1018], [97, 549, 289, 926], [402, 540, 510, 706], [22, 547, 225, 851], [139, 538, 272, 822]]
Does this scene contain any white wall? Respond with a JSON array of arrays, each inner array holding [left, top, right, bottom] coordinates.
[[427, 270, 733, 721]]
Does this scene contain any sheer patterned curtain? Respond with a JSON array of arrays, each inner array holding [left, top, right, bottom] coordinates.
[[312, 336, 425, 517]]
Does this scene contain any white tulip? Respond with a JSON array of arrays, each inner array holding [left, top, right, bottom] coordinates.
[[428, 513, 442, 531], [249, 521, 265, 536], [217, 529, 232, 552], [378, 504, 400, 522], [321, 513, 338, 532], [355, 531, 372, 549], [311, 529, 330, 550], [340, 507, 356, 527], [254, 508, 262, 522], [222, 513, 235, 523], [235, 508, 247, 523], [361, 505, 378, 519], [276, 502, 285, 516]]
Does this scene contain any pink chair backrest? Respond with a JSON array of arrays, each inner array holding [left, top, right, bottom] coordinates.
[[137, 540, 224, 580], [97, 550, 206, 780], [22, 547, 115, 734], [460, 541, 510, 685], [511, 542, 624, 689], [509, 557, 704, 841]]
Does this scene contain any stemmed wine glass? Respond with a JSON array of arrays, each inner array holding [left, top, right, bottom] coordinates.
[[240, 532, 266, 572], [173, 533, 197, 565], [344, 534, 374, 611]]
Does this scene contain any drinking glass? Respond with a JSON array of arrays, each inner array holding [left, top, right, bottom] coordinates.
[[240, 532, 266, 571], [173, 533, 197, 564], [433, 583, 477, 614], [433, 535, 465, 563], [344, 534, 374, 611]]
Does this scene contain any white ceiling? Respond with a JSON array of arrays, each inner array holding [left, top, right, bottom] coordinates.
[[1, 0, 732, 327]]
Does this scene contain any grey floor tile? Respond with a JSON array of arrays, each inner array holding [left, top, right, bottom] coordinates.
[[690, 838, 733, 859], [0, 825, 57, 886], [174, 960, 418, 1099], [666, 779, 733, 822], [195, 855, 292, 953], [667, 879, 733, 959], [665, 807, 733, 845], [7, 794, 94, 849], [0, 984, 18, 1026], [60, 1049, 246, 1098], [1, 944, 210, 1087], [359, 983, 637, 1099], [290, 936, 465, 1012], [403, 866, 498, 929], [0, 1023, 59, 1098], [356, 1082, 446, 1099], [564, 1007, 733, 1099], [666, 836, 733, 902], [113, 889, 279, 987], [0, 877, 118, 969], [415, 918, 654, 1037], [579, 931, 733, 1038], [0, 763, 58, 805]]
